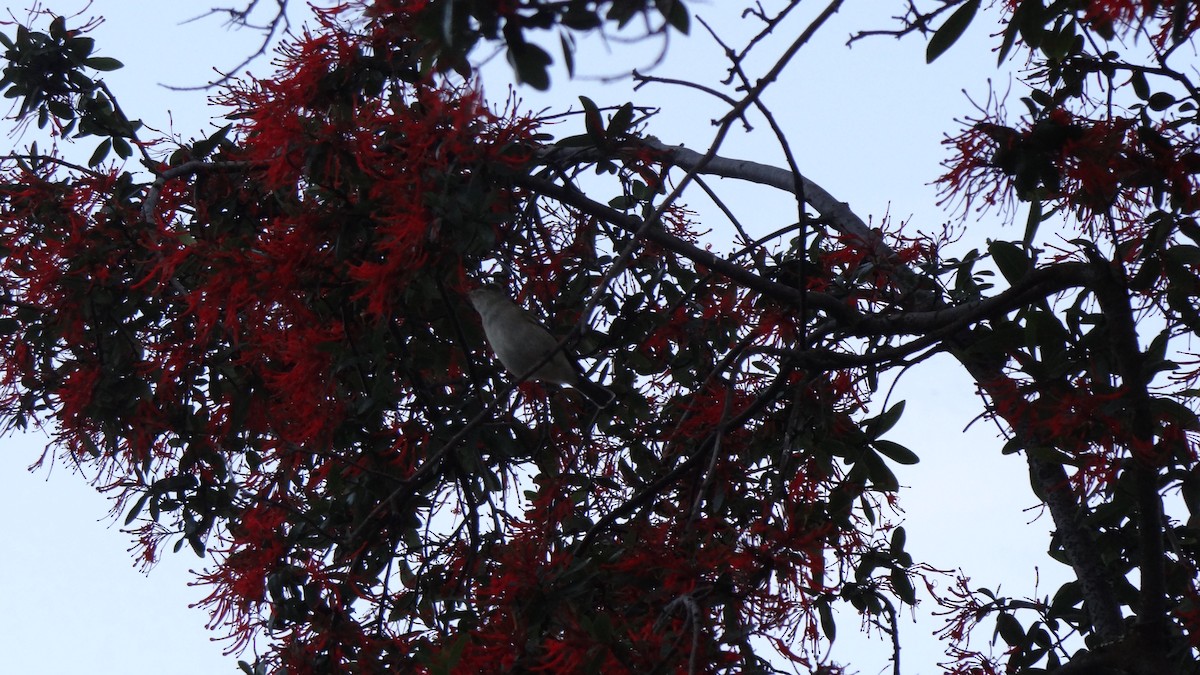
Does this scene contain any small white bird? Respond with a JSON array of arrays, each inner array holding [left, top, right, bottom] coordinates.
[[468, 285, 614, 406]]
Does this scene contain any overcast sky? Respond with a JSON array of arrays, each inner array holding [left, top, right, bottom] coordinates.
[[0, 2, 1068, 673]]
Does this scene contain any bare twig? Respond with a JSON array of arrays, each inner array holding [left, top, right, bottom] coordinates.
[[166, 0, 290, 90]]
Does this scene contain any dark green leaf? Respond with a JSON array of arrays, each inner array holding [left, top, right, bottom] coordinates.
[[113, 136, 132, 159], [1128, 256, 1161, 292], [46, 99, 73, 120], [192, 124, 232, 158], [654, 0, 690, 34], [188, 533, 205, 557], [1024, 308, 1067, 358], [860, 449, 900, 492], [875, 439, 920, 465], [1150, 396, 1200, 429], [67, 36, 95, 60], [1049, 581, 1082, 616], [989, 239, 1029, 283], [865, 400, 905, 437], [560, 8, 602, 31], [1023, 198, 1042, 246], [507, 42, 551, 90], [891, 567, 917, 604], [579, 95, 605, 145], [609, 102, 634, 136], [87, 137, 111, 166], [926, 0, 980, 63], [559, 32, 575, 79], [1029, 625, 1053, 649], [84, 56, 123, 72], [124, 492, 151, 525], [1131, 71, 1150, 100], [818, 600, 836, 640], [1149, 91, 1176, 111], [1041, 19, 1078, 60], [1016, 0, 1047, 49], [995, 612, 1025, 645], [860, 494, 877, 524], [608, 194, 637, 210], [49, 15, 66, 40], [998, 14, 1020, 64]]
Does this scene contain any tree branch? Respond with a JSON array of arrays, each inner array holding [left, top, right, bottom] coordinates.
[[643, 138, 873, 239], [1086, 249, 1168, 648], [633, 139, 1129, 640], [533, 139, 1127, 638], [516, 169, 1096, 340], [512, 171, 855, 323]]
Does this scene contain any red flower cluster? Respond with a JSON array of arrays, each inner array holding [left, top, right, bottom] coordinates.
[[0, 4, 543, 669], [1002, 0, 1200, 43], [942, 108, 1200, 232]]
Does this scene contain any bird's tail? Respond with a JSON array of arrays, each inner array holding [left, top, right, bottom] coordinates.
[[574, 378, 616, 408]]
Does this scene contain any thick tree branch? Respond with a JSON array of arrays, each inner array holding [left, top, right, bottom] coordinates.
[[643, 138, 873, 239], [533, 139, 1127, 639], [513, 170, 853, 320], [986, 380, 1128, 642], [1086, 250, 1168, 650], [516, 170, 1096, 339], [622, 140, 1128, 641]]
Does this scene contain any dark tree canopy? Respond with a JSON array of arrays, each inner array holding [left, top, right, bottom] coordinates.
[[3, 1, 1200, 674]]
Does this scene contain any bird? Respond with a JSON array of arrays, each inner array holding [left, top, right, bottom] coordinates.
[[468, 285, 615, 407]]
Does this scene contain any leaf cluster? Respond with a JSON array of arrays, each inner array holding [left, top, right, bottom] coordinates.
[[0, 16, 134, 164], [408, 0, 689, 88]]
